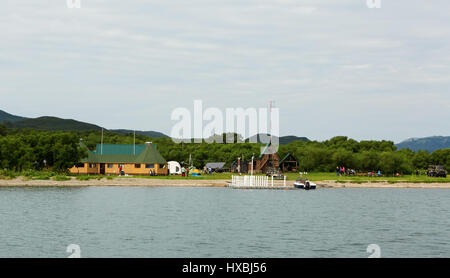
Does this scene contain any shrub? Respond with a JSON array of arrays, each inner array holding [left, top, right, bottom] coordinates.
[[53, 175, 71, 181]]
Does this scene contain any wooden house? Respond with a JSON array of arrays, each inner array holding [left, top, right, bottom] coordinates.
[[279, 153, 298, 172], [247, 142, 280, 174], [243, 143, 299, 174], [69, 142, 168, 175]]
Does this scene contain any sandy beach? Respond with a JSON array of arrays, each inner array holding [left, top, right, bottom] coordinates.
[[0, 177, 228, 187], [1, 177, 450, 188], [317, 180, 450, 189]]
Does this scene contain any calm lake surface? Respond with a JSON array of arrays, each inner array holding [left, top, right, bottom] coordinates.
[[0, 187, 449, 258]]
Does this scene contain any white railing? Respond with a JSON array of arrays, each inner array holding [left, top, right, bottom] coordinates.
[[231, 175, 287, 188]]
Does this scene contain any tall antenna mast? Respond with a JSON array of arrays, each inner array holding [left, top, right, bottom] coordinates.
[[101, 128, 104, 155]]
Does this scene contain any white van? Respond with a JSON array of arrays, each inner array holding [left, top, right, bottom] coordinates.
[[168, 161, 182, 175]]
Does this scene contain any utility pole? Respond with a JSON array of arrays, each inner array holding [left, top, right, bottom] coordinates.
[[251, 153, 254, 176], [238, 157, 241, 175]]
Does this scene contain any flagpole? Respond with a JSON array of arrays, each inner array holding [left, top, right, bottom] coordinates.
[[134, 130, 136, 155]]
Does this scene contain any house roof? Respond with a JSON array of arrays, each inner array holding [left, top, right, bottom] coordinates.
[[258, 141, 280, 158], [79, 143, 166, 164], [92, 144, 147, 155], [205, 162, 226, 169], [279, 153, 298, 165]]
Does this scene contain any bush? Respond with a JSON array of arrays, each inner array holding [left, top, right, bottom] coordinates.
[[0, 170, 19, 179], [53, 175, 71, 181], [76, 175, 94, 181], [32, 172, 54, 180]]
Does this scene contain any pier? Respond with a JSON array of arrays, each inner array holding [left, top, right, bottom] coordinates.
[[228, 175, 293, 189]]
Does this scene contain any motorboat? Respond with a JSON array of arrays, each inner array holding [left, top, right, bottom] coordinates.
[[293, 178, 316, 190]]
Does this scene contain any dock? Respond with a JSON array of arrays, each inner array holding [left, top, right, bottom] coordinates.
[[226, 183, 295, 190], [228, 175, 295, 190]]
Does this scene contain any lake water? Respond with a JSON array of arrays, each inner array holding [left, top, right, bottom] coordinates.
[[0, 187, 449, 258]]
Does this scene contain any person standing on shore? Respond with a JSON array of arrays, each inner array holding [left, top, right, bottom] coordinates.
[[336, 166, 340, 176], [186, 168, 190, 177]]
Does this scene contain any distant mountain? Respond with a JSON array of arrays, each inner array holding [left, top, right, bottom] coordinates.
[[0, 110, 27, 123], [396, 136, 450, 152], [8, 116, 103, 131], [246, 134, 309, 145], [110, 129, 169, 138], [0, 109, 168, 138]]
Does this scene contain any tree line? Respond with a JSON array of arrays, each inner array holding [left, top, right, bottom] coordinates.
[[1, 125, 449, 174]]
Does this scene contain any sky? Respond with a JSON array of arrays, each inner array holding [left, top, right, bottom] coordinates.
[[1, 0, 449, 143]]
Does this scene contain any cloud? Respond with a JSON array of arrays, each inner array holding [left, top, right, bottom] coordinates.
[[0, 0, 449, 142]]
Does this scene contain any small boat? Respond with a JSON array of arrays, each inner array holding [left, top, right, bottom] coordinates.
[[293, 178, 316, 190]]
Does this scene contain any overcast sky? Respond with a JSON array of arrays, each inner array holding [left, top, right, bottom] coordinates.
[[1, 0, 449, 143]]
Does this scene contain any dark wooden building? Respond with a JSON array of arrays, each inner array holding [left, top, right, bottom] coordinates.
[[231, 143, 299, 174], [279, 153, 298, 172]]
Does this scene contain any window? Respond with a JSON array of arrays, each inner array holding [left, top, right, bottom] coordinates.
[[89, 163, 96, 168], [145, 164, 154, 169], [76, 163, 84, 168], [135, 164, 141, 168], [107, 164, 114, 168]]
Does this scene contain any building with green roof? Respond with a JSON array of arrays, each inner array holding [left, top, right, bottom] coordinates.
[[69, 142, 168, 175]]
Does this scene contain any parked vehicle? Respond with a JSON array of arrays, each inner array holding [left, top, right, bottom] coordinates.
[[168, 161, 182, 175], [427, 165, 447, 178], [265, 168, 285, 180]]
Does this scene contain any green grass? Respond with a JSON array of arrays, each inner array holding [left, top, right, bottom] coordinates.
[[75, 175, 98, 181], [118, 172, 235, 180], [31, 172, 54, 180], [0, 170, 19, 180], [53, 175, 71, 181], [284, 172, 450, 183], [0, 170, 57, 180]]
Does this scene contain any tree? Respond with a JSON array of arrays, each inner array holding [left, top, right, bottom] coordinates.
[[0, 124, 6, 136], [412, 150, 430, 169]]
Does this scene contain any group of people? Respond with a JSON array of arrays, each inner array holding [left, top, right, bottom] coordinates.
[[181, 167, 189, 177], [337, 166, 383, 177], [368, 170, 382, 177], [336, 166, 356, 176], [203, 166, 213, 175]]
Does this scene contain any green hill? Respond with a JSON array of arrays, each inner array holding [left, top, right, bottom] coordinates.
[[8, 116, 103, 131], [0, 110, 27, 123], [0, 109, 168, 138], [246, 134, 309, 145], [396, 136, 450, 152], [110, 129, 169, 138]]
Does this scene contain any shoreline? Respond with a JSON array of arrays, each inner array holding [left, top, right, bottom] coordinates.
[[1, 177, 450, 188]]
